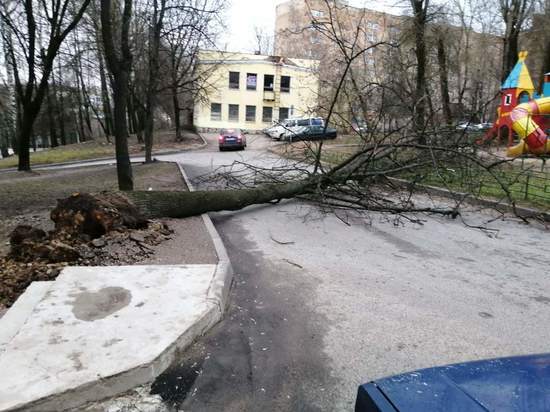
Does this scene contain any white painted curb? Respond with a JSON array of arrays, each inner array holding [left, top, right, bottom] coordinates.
[[176, 162, 234, 314]]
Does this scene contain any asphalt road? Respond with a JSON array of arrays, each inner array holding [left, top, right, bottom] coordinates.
[[147, 134, 550, 411]]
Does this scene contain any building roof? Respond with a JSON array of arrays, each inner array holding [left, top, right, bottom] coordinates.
[[501, 51, 535, 91], [197, 50, 319, 71]]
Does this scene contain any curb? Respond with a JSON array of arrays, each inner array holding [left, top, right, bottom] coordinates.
[[196, 132, 209, 148], [176, 162, 234, 314]]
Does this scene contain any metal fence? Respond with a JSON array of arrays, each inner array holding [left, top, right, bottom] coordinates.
[[478, 160, 550, 207]]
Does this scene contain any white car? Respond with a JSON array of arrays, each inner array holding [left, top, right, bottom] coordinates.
[[271, 117, 325, 141]]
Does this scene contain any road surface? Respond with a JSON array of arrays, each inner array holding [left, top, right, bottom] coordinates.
[[147, 134, 550, 411]]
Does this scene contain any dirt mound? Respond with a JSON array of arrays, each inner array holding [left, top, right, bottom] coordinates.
[[0, 193, 173, 309]]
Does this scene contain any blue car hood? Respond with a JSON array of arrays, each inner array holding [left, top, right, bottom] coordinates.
[[357, 354, 550, 411]]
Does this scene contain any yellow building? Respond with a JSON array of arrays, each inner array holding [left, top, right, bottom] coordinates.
[[193, 50, 320, 131]]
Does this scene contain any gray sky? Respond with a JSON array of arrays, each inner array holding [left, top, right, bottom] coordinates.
[[223, 0, 406, 53]]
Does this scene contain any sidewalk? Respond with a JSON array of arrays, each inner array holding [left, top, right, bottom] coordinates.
[[0, 162, 233, 411]]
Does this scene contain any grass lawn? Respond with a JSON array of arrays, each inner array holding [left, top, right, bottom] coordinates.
[[0, 129, 203, 170], [271, 140, 550, 211], [0, 141, 114, 169], [0, 162, 185, 217], [412, 165, 550, 211]]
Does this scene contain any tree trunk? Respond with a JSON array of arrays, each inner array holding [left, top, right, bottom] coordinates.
[[173, 89, 182, 141], [17, 73, 55, 170], [143, 0, 165, 163], [411, 0, 428, 142], [112, 75, 134, 190], [17, 107, 37, 170], [502, 30, 520, 80], [539, 40, 550, 93], [13, 95, 21, 155], [78, 71, 94, 140], [76, 79, 87, 142], [45, 84, 59, 147], [126, 179, 317, 219], [97, 31, 114, 139], [127, 90, 141, 140], [144, 105, 154, 162], [101, 0, 134, 191], [436, 36, 452, 125], [54, 65, 67, 146]]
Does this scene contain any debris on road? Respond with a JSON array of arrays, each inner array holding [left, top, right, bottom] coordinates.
[[282, 258, 303, 269]]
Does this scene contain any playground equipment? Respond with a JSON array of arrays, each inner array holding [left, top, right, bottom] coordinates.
[[485, 51, 550, 157], [507, 97, 550, 156]]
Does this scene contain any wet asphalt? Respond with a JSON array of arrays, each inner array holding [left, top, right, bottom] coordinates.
[[151, 212, 340, 411]]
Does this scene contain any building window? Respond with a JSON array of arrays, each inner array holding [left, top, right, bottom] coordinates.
[[262, 106, 273, 123], [228, 104, 239, 121], [504, 94, 512, 105], [246, 73, 257, 90], [229, 71, 240, 89], [210, 103, 222, 121], [246, 105, 256, 122], [279, 107, 289, 121], [264, 74, 274, 91], [281, 76, 291, 93]]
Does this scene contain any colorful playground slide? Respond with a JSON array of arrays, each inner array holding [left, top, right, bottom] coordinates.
[[507, 96, 550, 157]]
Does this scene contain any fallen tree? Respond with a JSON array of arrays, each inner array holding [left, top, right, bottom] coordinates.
[[122, 139, 520, 221]]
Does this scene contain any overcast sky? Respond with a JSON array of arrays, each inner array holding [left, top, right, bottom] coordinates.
[[223, 0, 406, 53]]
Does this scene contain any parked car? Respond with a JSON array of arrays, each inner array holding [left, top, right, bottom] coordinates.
[[272, 117, 325, 140], [355, 353, 550, 412], [218, 128, 246, 151], [285, 125, 337, 141], [455, 121, 480, 132], [477, 122, 493, 130], [352, 120, 369, 133], [263, 122, 279, 137]]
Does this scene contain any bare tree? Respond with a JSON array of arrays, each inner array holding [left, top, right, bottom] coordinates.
[[410, 0, 430, 140], [0, 0, 91, 170], [499, 0, 534, 79], [100, 0, 134, 190], [433, 25, 452, 125], [253, 25, 274, 55], [141, 0, 167, 163], [160, 0, 224, 140]]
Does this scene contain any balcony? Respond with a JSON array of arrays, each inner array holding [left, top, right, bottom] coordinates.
[[263, 90, 275, 101]]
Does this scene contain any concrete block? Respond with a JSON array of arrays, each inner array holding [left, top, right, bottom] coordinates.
[[0, 265, 218, 411], [0, 281, 53, 354]]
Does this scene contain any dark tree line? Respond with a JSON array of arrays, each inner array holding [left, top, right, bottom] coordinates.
[[0, 0, 224, 184]]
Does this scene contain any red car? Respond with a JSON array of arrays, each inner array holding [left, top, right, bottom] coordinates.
[[218, 128, 246, 151]]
